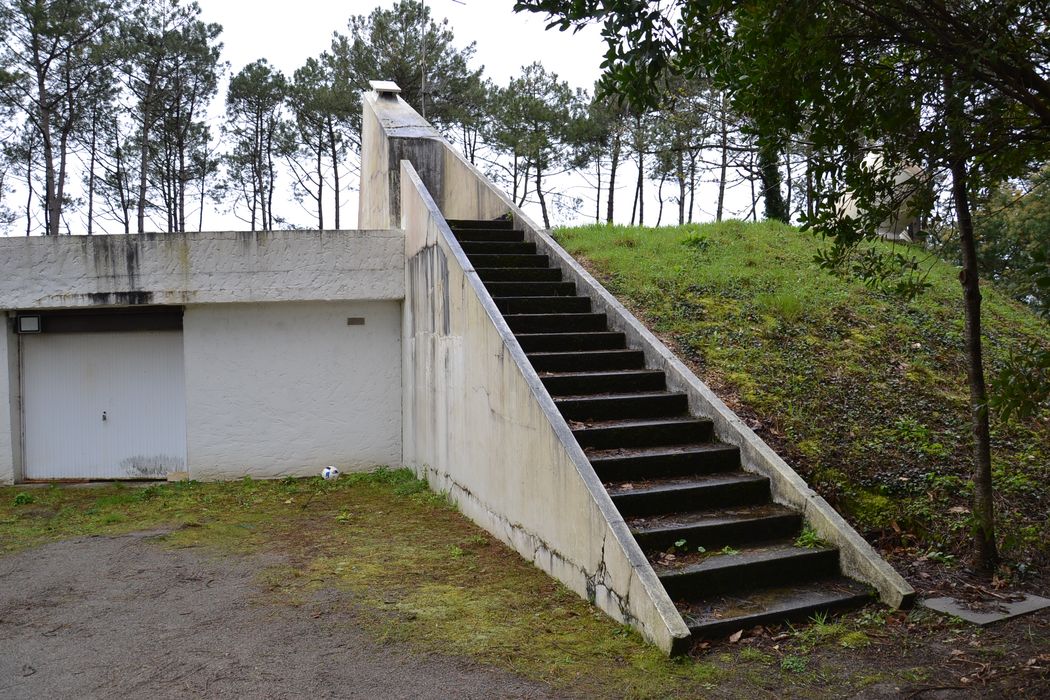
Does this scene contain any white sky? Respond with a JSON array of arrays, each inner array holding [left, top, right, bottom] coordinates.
[[196, 0, 606, 91]]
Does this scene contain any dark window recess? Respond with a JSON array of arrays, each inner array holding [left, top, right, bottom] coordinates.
[[347, 317, 366, 326], [16, 306, 183, 334]]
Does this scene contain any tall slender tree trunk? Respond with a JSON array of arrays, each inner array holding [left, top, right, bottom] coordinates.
[[87, 115, 97, 236], [946, 74, 997, 572], [688, 151, 697, 223], [316, 124, 324, 230], [636, 142, 645, 226], [806, 157, 814, 221], [656, 173, 667, 226], [24, 139, 34, 237], [717, 115, 728, 222], [607, 130, 620, 224], [55, 129, 70, 236], [595, 161, 601, 223], [535, 160, 550, 229], [328, 118, 340, 229], [677, 149, 686, 225]]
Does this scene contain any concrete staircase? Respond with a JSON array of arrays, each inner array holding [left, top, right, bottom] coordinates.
[[450, 217, 873, 639]]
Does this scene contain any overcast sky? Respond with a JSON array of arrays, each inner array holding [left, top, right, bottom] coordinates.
[[188, 0, 625, 230], [196, 0, 606, 90]]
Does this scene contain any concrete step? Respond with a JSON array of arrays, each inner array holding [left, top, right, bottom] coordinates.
[[680, 578, 874, 639], [571, 416, 713, 450], [460, 241, 536, 255], [447, 218, 515, 230], [466, 253, 550, 268], [607, 472, 770, 517], [588, 444, 742, 482], [516, 331, 626, 352], [476, 267, 563, 282], [504, 312, 608, 333], [655, 540, 841, 599], [541, 369, 666, 396], [451, 229, 524, 242], [495, 296, 592, 314], [554, 391, 688, 421], [628, 503, 802, 551], [528, 349, 644, 372], [485, 281, 577, 297]]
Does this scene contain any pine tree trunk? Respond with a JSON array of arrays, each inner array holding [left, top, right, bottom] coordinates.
[[536, 160, 550, 229], [329, 118, 340, 229], [717, 116, 728, 222]]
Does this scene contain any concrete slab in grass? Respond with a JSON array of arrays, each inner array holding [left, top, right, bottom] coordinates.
[[922, 594, 1050, 626]]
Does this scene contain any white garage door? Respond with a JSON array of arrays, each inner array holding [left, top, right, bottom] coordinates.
[[23, 331, 187, 479]]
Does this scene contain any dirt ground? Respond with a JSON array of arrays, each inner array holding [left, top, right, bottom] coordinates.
[[0, 531, 566, 700]]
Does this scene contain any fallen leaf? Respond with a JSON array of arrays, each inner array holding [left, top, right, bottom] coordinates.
[[729, 629, 743, 643]]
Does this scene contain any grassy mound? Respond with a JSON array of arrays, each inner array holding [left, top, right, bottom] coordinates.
[[555, 221, 1050, 575]]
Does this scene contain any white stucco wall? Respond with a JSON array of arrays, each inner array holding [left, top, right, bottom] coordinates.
[[0, 229, 404, 311], [183, 301, 401, 480], [0, 314, 17, 484]]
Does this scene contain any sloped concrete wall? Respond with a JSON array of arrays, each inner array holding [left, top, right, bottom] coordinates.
[[399, 162, 691, 653]]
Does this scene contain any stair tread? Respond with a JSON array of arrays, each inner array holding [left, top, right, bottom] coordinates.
[[537, 368, 661, 377], [505, 312, 603, 318], [571, 416, 707, 430], [555, 390, 685, 402], [587, 443, 738, 461], [628, 502, 797, 534], [652, 539, 834, 578], [680, 578, 872, 634], [529, 349, 640, 359], [607, 472, 767, 498], [496, 296, 591, 302]]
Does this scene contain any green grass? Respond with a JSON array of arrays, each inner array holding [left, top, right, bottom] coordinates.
[[2, 472, 1046, 698], [554, 221, 1050, 570]]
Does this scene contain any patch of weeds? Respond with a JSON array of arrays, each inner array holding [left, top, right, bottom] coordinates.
[[448, 545, 466, 558], [924, 548, 956, 565], [682, 233, 710, 251], [794, 526, 828, 549], [781, 654, 808, 673], [839, 631, 871, 649], [856, 607, 889, 627], [739, 647, 775, 664], [755, 291, 804, 323], [899, 667, 930, 683], [719, 545, 741, 556], [611, 235, 638, 248], [12, 492, 34, 506]]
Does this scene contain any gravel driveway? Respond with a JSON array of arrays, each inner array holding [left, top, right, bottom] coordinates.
[[0, 532, 566, 699]]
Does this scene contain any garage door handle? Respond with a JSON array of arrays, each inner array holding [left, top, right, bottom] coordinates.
[[102, 411, 107, 422]]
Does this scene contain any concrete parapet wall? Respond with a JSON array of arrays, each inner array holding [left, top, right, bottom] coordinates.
[[399, 162, 691, 653], [0, 229, 405, 311], [359, 90, 509, 230]]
